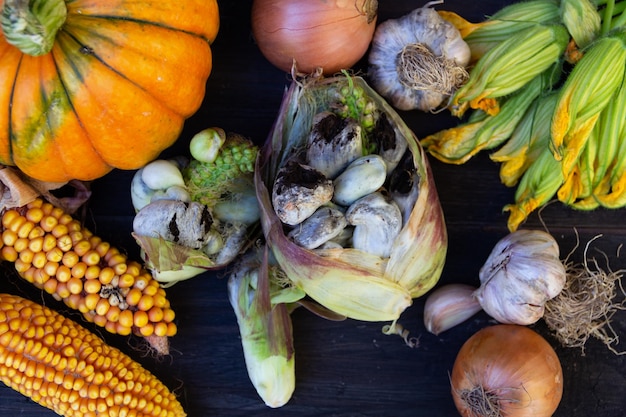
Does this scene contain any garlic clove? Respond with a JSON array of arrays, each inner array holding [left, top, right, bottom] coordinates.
[[423, 283, 482, 335], [332, 154, 387, 206], [345, 192, 402, 258], [306, 112, 363, 179], [272, 159, 334, 225], [287, 206, 348, 250]]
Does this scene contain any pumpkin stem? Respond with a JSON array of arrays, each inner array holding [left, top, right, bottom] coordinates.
[[1, 0, 67, 56]]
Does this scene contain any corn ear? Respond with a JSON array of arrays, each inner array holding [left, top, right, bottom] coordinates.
[[450, 23, 569, 117], [0, 293, 186, 416], [228, 249, 296, 408], [256, 73, 447, 321], [0, 194, 177, 354]]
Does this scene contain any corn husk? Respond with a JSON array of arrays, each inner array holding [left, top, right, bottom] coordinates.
[[255, 72, 447, 322]]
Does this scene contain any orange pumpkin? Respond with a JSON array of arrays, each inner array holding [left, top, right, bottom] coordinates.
[[0, 0, 219, 182]]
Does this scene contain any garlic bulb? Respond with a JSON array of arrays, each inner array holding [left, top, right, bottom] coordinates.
[[368, 2, 471, 112], [423, 229, 567, 334], [476, 229, 566, 325]]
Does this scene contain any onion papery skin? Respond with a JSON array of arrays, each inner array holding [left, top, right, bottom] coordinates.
[[451, 324, 563, 417], [251, 0, 378, 74], [254, 73, 447, 321]]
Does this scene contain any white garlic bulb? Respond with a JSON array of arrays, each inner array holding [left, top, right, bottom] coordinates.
[[475, 229, 567, 325], [368, 3, 471, 112]]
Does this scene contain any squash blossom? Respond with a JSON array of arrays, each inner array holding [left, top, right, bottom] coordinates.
[[441, 0, 561, 61], [559, 0, 601, 49], [491, 93, 559, 187], [550, 34, 626, 171], [256, 73, 447, 322], [505, 147, 565, 232], [450, 23, 569, 117], [424, 67, 559, 164]]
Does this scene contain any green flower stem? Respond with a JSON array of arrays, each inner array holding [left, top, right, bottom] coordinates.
[[1, 0, 67, 56]]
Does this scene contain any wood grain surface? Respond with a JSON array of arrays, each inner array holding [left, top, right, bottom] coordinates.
[[2, 1, 626, 416]]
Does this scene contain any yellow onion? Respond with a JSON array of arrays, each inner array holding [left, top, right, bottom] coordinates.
[[254, 72, 447, 322]]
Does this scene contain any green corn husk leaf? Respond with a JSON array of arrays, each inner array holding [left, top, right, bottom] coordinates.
[[463, 0, 561, 60], [132, 234, 215, 287], [255, 72, 447, 320], [451, 23, 569, 117], [560, 0, 601, 49], [227, 248, 297, 408], [551, 34, 626, 168]]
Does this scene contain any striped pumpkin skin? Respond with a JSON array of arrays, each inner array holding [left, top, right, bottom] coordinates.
[[0, 292, 187, 417], [0, 0, 219, 182]]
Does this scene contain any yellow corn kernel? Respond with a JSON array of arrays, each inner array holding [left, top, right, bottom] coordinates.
[[125, 288, 143, 307], [56, 265, 72, 283], [43, 261, 58, 277], [0, 246, 13, 262], [46, 247, 63, 263], [51, 224, 69, 239], [137, 295, 155, 312], [84, 293, 101, 311], [82, 250, 101, 267], [0, 293, 187, 415], [133, 310, 149, 328], [14, 258, 31, 274], [25, 207, 44, 223], [2, 209, 20, 228], [18, 248, 34, 265], [28, 236, 44, 253], [14, 237, 28, 253], [71, 262, 87, 279], [17, 220, 35, 239], [73, 240, 92, 257], [84, 265, 101, 280], [40, 215, 58, 233], [56, 235, 73, 252], [118, 309, 135, 329], [2, 229, 18, 246], [61, 252, 79, 268], [67, 277, 84, 295], [27, 226, 45, 240], [31, 252, 47, 270], [118, 273, 135, 289], [99, 267, 115, 285]]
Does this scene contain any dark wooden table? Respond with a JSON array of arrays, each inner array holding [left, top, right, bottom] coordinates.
[[3, 1, 626, 416]]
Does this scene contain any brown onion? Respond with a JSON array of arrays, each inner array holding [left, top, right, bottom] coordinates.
[[251, 0, 378, 74], [451, 324, 563, 417]]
